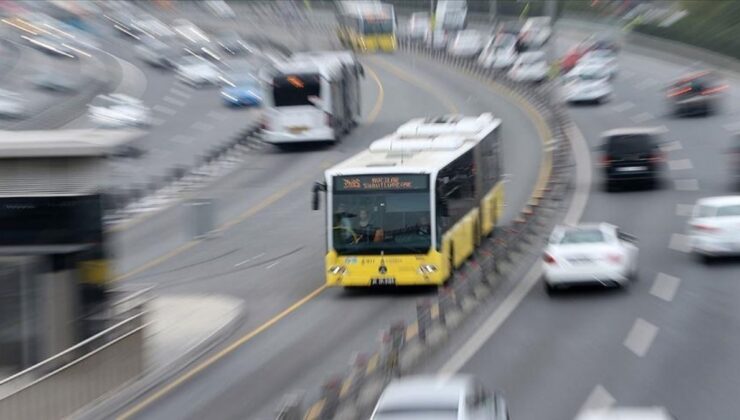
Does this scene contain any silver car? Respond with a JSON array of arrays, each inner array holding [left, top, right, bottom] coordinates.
[[371, 375, 509, 420]]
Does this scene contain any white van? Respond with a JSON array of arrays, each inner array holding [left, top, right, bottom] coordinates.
[[262, 57, 356, 146], [435, 0, 468, 31]]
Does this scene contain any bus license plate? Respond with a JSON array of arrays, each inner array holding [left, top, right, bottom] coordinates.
[[289, 126, 308, 134], [370, 277, 395, 286]]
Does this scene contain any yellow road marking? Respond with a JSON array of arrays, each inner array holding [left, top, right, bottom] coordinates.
[[303, 399, 325, 420], [117, 285, 328, 419], [405, 322, 419, 340], [366, 353, 380, 374], [367, 55, 459, 114], [364, 65, 384, 123]]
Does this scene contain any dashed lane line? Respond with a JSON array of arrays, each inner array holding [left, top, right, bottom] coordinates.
[[576, 385, 616, 416], [650, 273, 681, 302], [668, 233, 691, 253], [668, 159, 693, 171], [611, 101, 635, 113], [623, 318, 659, 358], [674, 179, 699, 191], [153, 105, 177, 116], [675, 203, 694, 217], [630, 112, 654, 123]]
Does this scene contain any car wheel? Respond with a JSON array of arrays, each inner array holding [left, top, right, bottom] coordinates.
[[544, 281, 556, 296]]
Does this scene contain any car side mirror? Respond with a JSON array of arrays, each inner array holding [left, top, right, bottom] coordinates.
[[311, 182, 326, 211]]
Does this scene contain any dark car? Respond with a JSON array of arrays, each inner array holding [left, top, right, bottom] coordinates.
[[600, 128, 666, 191], [666, 71, 726, 116]]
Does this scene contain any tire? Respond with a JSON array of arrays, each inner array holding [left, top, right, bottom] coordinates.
[[544, 281, 556, 296]]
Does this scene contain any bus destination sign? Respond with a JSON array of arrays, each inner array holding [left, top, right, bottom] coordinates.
[[335, 175, 428, 192]]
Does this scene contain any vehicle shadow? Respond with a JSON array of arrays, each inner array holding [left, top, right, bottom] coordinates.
[[547, 284, 629, 299], [340, 285, 438, 298]]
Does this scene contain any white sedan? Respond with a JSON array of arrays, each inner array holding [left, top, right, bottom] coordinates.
[[508, 51, 549, 83], [371, 375, 509, 420], [448, 30, 484, 57], [88, 94, 151, 128], [579, 49, 618, 78], [175, 56, 223, 87], [688, 195, 740, 263], [561, 67, 612, 104], [478, 34, 518, 69], [543, 223, 639, 293]]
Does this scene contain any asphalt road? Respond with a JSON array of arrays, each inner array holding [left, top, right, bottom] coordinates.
[[100, 13, 546, 420], [419, 25, 740, 420]]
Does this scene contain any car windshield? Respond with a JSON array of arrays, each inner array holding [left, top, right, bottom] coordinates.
[[559, 229, 605, 244], [606, 134, 655, 155], [716, 205, 740, 217], [272, 73, 320, 107], [332, 175, 431, 255], [363, 18, 394, 34]]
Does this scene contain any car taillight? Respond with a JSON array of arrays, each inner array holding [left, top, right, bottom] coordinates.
[[648, 151, 665, 163], [543, 253, 557, 264], [667, 86, 691, 98], [601, 155, 613, 165], [692, 223, 721, 233], [606, 253, 622, 264], [701, 84, 728, 95]]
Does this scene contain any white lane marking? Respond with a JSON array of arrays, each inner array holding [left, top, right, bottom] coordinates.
[[623, 318, 659, 357], [234, 253, 265, 267], [630, 112, 654, 123], [611, 101, 635, 112], [669, 233, 691, 253], [170, 134, 192, 144], [660, 140, 683, 152], [675, 203, 694, 217], [722, 121, 740, 132], [674, 179, 699, 191], [169, 88, 191, 98], [265, 261, 281, 270], [192, 121, 214, 131], [668, 159, 693, 171], [163, 96, 187, 107], [439, 123, 593, 375], [576, 385, 616, 416], [650, 273, 681, 302], [153, 105, 177, 116], [207, 110, 229, 121]]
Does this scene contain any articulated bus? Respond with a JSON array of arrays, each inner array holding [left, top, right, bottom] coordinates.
[[313, 114, 504, 287], [336, 1, 397, 53]]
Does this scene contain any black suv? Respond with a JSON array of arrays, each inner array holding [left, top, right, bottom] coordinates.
[[600, 128, 665, 191], [666, 71, 726, 116]]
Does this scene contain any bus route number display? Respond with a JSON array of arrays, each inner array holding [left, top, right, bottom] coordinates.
[[335, 175, 428, 192]]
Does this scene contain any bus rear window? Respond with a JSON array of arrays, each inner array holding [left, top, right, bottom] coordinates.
[[272, 73, 321, 107]]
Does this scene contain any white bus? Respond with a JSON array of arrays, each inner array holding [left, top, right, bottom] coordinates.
[[262, 55, 360, 146], [313, 113, 504, 287], [435, 0, 468, 32]]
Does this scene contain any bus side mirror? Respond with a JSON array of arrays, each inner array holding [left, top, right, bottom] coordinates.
[[311, 182, 326, 211]]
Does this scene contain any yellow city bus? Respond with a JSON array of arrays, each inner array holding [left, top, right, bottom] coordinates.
[[336, 1, 397, 53], [312, 114, 504, 287]]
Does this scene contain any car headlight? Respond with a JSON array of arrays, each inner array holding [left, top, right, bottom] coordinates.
[[418, 264, 438, 274]]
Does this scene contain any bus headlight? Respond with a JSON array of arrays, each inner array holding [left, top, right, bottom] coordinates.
[[418, 264, 438, 274], [328, 265, 347, 275]]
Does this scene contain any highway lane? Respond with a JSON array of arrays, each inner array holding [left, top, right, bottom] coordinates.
[[419, 27, 740, 420], [106, 37, 546, 420]]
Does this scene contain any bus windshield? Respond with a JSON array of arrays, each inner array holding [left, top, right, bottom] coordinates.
[[272, 73, 321, 107], [332, 175, 431, 255], [362, 18, 394, 35]]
